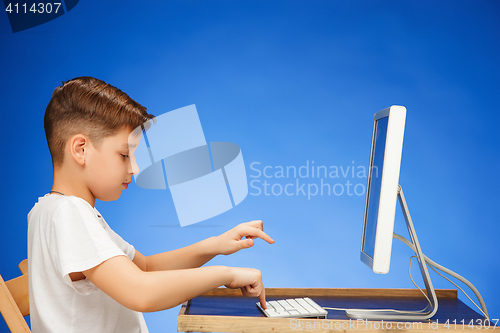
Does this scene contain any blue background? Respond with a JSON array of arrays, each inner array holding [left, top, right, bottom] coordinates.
[[1, 1, 499, 331]]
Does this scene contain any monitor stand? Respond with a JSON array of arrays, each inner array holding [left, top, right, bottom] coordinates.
[[346, 185, 438, 321]]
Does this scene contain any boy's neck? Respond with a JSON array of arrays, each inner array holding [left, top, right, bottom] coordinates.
[[52, 168, 96, 207]]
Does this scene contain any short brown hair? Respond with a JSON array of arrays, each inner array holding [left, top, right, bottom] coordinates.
[[44, 76, 155, 168]]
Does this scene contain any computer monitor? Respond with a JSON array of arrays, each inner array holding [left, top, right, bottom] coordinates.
[[347, 105, 438, 320], [360, 105, 406, 274], [348, 105, 490, 320]]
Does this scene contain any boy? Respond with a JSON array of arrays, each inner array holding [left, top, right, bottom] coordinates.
[[28, 76, 274, 332]]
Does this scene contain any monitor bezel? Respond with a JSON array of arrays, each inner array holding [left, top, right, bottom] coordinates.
[[360, 105, 406, 274]]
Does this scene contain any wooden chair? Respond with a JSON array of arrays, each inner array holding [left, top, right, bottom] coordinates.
[[0, 259, 30, 332]]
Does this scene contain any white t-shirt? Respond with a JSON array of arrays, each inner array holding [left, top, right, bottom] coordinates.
[[27, 194, 149, 333]]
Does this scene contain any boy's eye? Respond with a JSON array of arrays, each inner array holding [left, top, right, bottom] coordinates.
[[121, 154, 129, 159]]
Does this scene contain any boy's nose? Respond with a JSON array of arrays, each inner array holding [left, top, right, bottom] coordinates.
[[129, 156, 140, 175]]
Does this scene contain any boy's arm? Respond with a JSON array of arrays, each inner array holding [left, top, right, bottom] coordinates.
[[82, 255, 266, 312], [133, 220, 274, 271], [132, 236, 219, 271]]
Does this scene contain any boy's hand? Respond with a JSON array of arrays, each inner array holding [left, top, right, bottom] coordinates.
[[225, 267, 267, 309], [215, 220, 274, 256]]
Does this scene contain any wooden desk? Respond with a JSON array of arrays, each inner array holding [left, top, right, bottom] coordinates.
[[178, 288, 492, 332]]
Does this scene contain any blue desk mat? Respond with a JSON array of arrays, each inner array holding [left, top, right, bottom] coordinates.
[[186, 294, 484, 323]]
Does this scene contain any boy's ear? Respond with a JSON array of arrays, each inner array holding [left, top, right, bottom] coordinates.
[[69, 134, 88, 166]]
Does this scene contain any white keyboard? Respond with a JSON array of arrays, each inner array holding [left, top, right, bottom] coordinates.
[[257, 297, 328, 319]]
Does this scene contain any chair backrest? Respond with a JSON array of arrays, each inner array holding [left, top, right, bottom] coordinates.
[[0, 260, 30, 332], [18, 260, 27, 276]]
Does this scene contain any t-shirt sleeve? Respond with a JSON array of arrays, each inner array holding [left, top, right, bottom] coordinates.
[[52, 198, 129, 294], [97, 214, 136, 261]]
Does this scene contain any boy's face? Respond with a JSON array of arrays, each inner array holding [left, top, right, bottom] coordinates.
[[83, 127, 140, 202]]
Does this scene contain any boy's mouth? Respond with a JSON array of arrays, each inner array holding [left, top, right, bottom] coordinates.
[[122, 182, 130, 189]]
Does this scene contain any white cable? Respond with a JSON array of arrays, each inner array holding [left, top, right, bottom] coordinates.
[[324, 256, 433, 315], [427, 263, 488, 318], [323, 306, 429, 314], [408, 256, 433, 313], [393, 233, 490, 320]]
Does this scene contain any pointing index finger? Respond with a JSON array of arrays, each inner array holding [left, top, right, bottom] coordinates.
[[259, 286, 267, 309], [242, 226, 275, 244]]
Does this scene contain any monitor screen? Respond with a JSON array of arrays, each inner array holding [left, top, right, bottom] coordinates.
[[362, 116, 388, 259], [360, 106, 406, 274]]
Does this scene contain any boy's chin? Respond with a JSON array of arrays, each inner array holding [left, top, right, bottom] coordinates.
[[97, 191, 123, 202]]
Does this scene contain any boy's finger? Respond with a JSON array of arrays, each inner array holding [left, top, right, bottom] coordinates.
[[241, 226, 274, 244], [259, 287, 267, 309], [239, 238, 254, 249]]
